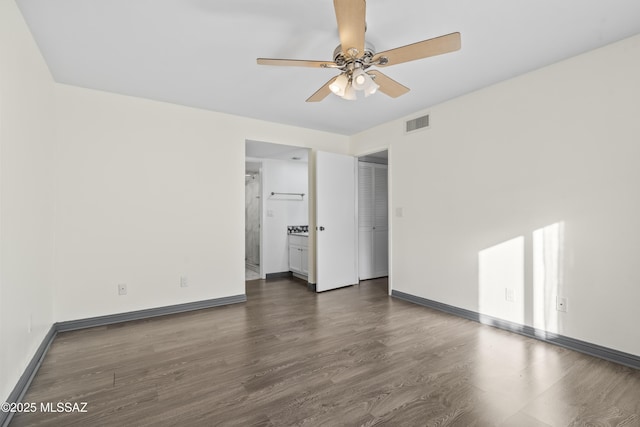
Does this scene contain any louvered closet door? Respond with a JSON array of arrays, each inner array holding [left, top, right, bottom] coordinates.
[[372, 165, 388, 278], [358, 163, 374, 279], [358, 162, 388, 280]]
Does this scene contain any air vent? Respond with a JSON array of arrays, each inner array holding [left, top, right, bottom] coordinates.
[[405, 114, 430, 133]]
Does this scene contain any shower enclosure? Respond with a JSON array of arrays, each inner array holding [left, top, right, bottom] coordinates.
[[245, 170, 261, 273]]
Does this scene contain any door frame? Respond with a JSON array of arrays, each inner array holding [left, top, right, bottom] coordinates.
[[245, 140, 311, 281]]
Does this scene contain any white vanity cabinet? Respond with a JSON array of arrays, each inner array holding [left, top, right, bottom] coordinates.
[[288, 234, 308, 278]]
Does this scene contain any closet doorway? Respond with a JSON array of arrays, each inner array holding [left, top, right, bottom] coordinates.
[[358, 150, 389, 281]]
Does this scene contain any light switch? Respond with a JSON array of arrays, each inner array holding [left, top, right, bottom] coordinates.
[[395, 207, 404, 218], [267, 210, 274, 217]]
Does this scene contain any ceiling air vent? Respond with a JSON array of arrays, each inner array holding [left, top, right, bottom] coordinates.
[[405, 114, 430, 133]]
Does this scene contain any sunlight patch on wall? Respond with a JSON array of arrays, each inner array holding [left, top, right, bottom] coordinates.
[[533, 222, 565, 335], [478, 236, 525, 324]]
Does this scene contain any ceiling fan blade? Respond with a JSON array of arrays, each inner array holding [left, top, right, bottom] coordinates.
[[306, 76, 338, 102], [333, 0, 366, 57], [368, 70, 410, 98], [373, 32, 461, 67], [257, 58, 336, 68]]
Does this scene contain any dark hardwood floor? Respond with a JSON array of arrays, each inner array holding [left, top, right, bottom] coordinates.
[[11, 277, 640, 426]]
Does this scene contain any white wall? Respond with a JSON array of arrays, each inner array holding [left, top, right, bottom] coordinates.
[[351, 34, 640, 356], [0, 0, 56, 402], [53, 84, 347, 321], [261, 159, 308, 275]]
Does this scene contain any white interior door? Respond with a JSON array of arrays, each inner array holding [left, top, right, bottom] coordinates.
[[316, 151, 357, 292]]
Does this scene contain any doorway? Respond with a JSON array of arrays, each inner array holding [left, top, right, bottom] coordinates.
[[245, 140, 310, 282], [357, 150, 389, 282]]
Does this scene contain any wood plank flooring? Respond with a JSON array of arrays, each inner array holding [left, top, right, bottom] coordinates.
[[11, 277, 640, 426]]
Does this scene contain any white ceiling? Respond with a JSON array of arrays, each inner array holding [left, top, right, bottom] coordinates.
[[17, 0, 640, 135]]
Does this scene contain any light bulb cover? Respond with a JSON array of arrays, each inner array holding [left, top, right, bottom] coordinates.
[[364, 73, 379, 97], [343, 83, 357, 100], [329, 73, 349, 97], [351, 68, 368, 90]]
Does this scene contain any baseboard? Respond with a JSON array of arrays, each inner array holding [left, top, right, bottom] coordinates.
[[1, 325, 57, 427], [291, 272, 308, 281], [57, 294, 246, 332], [265, 271, 292, 279], [391, 290, 640, 370], [307, 282, 317, 292], [1, 294, 246, 427]]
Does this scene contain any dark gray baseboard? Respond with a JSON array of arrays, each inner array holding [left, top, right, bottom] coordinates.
[[57, 294, 246, 332], [1, 326, 57, 427], [265, 271, 292, 279], [391, 290, 640, 370], [1, 294, 246, 427], [307, 282, 317, 292]]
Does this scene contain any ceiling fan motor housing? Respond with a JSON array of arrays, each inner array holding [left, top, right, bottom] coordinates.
[[333, 42, 376, 70]]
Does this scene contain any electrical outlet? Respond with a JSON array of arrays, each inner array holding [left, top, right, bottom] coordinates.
[[505, 288, 515, 302], [118, 283, 127, 296], [180, 275, 188, 288], [556, 296, 568, 312]]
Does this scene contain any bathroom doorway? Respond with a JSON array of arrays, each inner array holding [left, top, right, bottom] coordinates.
[[245, 140, 310, 282]]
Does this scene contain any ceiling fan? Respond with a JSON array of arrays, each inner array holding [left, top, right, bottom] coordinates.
[[257, 0, 461, 102]]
